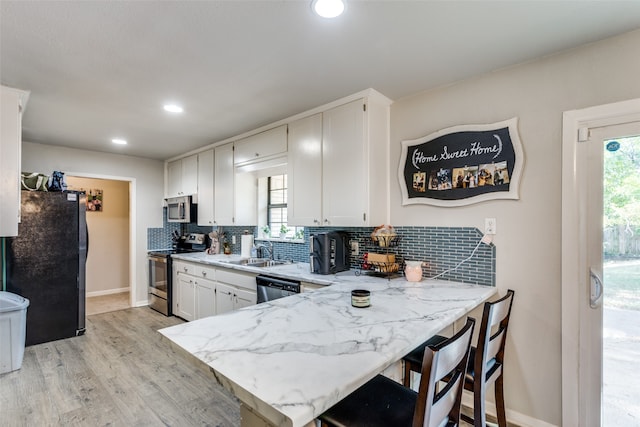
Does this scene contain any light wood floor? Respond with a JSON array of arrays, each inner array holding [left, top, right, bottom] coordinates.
[[86, 292, 130, 316], [0, 307, 241, 426]]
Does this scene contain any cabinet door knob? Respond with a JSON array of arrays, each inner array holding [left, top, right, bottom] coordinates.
[[202, 271, 207, 276], [255, 152, 259, 157], [184, 267, 188, 272]]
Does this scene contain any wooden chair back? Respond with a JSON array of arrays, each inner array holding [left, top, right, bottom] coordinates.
[[413, 317, 475, 427], [474, 289, 515, 384]]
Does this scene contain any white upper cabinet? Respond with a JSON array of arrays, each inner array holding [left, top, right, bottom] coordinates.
[[233, 126, 286, 226], [0, 86, 29, 237], [234, 125, 287, 165], [288, 93, 391, 227], [166, 160, 182, 197], [166, 154, 198, 197], [182, 155, 198, 195], [234, 169, 258, 226], [214, 143, 235, 225], [287, 113, 323, 226], [322, 99, 367, 226], [197, 149, 215, 226], [164, 89, 390, 228]]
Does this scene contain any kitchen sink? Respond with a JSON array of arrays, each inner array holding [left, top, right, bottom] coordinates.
[[228, 258, 293, 268]]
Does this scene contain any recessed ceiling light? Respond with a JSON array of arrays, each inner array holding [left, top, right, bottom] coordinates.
[[112, 138, 127, 145], [163, 104, 184, 113], [312, 0, 345, 18]]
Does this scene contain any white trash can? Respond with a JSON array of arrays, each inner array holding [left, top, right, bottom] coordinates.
[[0, 291, 30, 374]]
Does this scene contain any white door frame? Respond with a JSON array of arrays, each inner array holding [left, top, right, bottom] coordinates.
[[561, 98, 640, 426], [67, 172, 137, 308]]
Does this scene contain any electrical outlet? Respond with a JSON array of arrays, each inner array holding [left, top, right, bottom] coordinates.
[[484, 218, 497, 235], [232, 235, 236, 244], [350, 240, 359, 255]]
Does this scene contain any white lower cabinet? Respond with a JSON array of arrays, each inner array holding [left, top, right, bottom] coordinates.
[[215, 268, 258, 315], [176, 273, 196, 321], [173, 261, 216, 321], [234, 288, 256, 309], [172, 260, 257, 321], [195, 277, 216, 319], [215, 282, 256, 315], [215, 282, 235, 315]]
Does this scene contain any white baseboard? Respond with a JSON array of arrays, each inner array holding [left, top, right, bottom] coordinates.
[[461, 393, 558, 427], [134, 300, 149, 308], [86, 287, 129, 298]]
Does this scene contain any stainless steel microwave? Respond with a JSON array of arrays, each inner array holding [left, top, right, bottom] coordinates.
[[165, 196, 196, 223]]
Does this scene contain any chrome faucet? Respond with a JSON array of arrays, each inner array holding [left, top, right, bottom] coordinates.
[[256, 241, 274, 260]]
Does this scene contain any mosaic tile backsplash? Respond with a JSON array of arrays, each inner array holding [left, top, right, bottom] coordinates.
[[148, 211, 495, 286]]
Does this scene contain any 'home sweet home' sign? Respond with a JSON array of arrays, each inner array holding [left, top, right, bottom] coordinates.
[[398, 117, 524, 207]]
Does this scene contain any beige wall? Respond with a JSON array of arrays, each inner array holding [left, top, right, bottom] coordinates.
[[66, 176, 130, 295], [21, 142, 164, 306], [390, 29, 640, 425]]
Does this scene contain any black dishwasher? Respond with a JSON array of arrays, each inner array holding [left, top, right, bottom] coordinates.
[[256, 275, 301, 303]]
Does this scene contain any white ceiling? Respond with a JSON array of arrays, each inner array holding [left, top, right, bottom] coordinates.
[[2, 1, 640, 161]]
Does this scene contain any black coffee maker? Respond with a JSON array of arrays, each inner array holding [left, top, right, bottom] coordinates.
[[309, 231, 350, 274]]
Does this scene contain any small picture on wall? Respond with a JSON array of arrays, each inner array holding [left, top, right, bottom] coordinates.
[[478, 164, 496, 186], [452, 167, 466, 189], [494, 161, 510, 185], [428, 171, 439, 190], [86, 189, 103, 211], [70, 188, 103, 211], [66, 181, 104, 212], [412, 172, 426, 192], [464, 166, 478, 188], [436, 168, 452, 190]]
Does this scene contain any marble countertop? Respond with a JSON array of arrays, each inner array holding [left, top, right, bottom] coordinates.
[[159, 276, 496, 427], [171, 252, 351, 286]]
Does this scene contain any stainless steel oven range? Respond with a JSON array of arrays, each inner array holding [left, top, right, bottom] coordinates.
[[148, 248, 203, 316], [148, 250, 173, 315], [148, 234, 207, 316]]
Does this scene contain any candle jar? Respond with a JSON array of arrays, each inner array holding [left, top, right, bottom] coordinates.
[[351, 290, 371, 308], [405, 261, 423, 282]]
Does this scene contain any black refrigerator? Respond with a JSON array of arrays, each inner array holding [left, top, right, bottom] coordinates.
[[4, 190, 87, 346]]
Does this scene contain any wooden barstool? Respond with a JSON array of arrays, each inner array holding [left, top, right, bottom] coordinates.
[[403, 290, 515, 427], [319, 317, 475, 427]]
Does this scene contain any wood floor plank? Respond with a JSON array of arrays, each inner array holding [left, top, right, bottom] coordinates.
[[0, 307, 241, 426]]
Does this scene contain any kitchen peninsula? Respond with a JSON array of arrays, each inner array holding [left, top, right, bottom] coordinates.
[[160, 270, 496, 427]]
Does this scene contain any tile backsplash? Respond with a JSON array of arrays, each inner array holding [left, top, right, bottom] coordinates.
[[148, 212, 495, 286]]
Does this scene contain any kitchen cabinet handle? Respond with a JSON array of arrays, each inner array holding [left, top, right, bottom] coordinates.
[[202, 271, 207, 277], [184, 267, 188, 272], [255, 152, 259, 157]]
